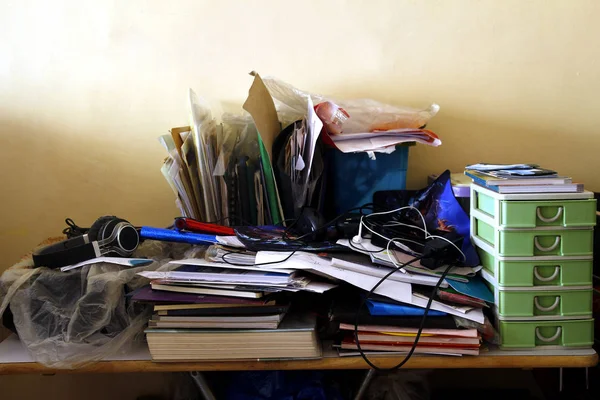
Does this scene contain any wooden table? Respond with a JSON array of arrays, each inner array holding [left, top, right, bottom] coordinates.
[[0, 335, 596, 375]]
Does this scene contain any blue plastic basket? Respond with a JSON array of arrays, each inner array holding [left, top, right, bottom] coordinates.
[[327, 145, 409, 214]]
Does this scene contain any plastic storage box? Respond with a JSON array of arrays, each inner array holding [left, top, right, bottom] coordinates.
[[472, 217, 594, 257], [477, 245, 593, 288], [471, 185, 595, 229], [327, 145, 409, 214], [469, 183, 596, 351], [497, 318, 594, 349]]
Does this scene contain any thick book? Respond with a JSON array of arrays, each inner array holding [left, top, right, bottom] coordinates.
[[145, 312, 320, 361], [151, 282, 264, 298]]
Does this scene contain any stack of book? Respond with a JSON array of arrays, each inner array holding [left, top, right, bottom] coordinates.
[[464, 163, 581, 194], [133, 257, 335, 362], [337, 324, 481, 356], [327, 291, 482, 357], [132, 285, 322, 361]]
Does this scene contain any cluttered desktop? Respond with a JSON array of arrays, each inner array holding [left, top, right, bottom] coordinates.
[[0, 73, 597, 374]]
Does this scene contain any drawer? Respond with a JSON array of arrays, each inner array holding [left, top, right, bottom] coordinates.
[[476, 245, 593, 288], [471, 185, 595, 229], [495, 289, 593, 319], [472, 217, 594, 257], [498, 319, 594, 349]]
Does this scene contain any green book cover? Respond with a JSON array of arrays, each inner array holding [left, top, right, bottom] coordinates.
[[258, 137, 282, 225]]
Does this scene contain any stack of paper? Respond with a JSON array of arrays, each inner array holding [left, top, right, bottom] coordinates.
[[159, 74, 288, 226], [329, 129, 441, 154], [137, 259, 336, 299], [254, 250, 490, 325]]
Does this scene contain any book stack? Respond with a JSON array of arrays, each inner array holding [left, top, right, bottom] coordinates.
[[133, 258, 335, 361], [327, 291, 482, 357], [464, 163, 581, 194], [337, 324, 481, 356]]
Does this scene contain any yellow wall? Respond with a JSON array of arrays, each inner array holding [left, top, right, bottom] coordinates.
[[1, 0, 600, 268]]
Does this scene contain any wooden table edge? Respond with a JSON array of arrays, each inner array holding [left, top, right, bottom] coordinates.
[[0, 353, 597, 375]]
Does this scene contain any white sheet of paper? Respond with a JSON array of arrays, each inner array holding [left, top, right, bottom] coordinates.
[[254, 251, 320, 269], [295, 155, 305, 171], [300, 281, 338, 293], [253, 250, 483, 323], [330, 258, 448, 288], [168, 258, 294, 279], [303, 96, 324, 181], [138, 268, 291, 285], [60, 257, 152, 272], [312, 262, 413, 303], [167, 258, 295, 274], [332, 136, 440, 153], [215, 236, 245, 248]]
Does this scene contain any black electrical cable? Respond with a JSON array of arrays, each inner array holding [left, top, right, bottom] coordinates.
[[215, 200, 460, 370], [353, 260, 455, 371], [221, 204, 376, 268], [62, 218, 89, 238]]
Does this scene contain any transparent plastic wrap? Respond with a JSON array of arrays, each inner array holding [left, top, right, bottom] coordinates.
[[0, 239, 192, 369], [262, 77, 439, 133]]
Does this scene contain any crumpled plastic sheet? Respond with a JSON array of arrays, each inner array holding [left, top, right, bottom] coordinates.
[[0, 239, 192, 368], [262, 76, 439, 133]]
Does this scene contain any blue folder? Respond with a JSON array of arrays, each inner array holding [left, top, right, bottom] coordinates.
[[447, 275, 494, 304], [140, 226, 217, 245], [366, 299, 447, 317]]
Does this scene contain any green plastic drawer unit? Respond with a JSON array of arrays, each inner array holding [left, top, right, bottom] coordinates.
[[495, 289, 593, 319], [470, 185, 595, 229], [472, 217, 594, 257], [498, 319, 594, 349], [476, 245, 593, 288]]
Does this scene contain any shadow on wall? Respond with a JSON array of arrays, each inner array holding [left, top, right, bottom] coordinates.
[[406, 112, 596, 191], [0, 116, 177, 269]]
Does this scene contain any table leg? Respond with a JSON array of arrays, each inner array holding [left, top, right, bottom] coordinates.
[[354, 369, 376, 400], [190, 371, 216, 400], [559, 367, 563, 392]]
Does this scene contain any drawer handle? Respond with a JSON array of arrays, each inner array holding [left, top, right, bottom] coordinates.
[[536, 207, 563, 223], [533, 266, 560, 282], [535, 327, 562, 343], [534, 236, 560, 252], [534, 296, 560, 312]]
